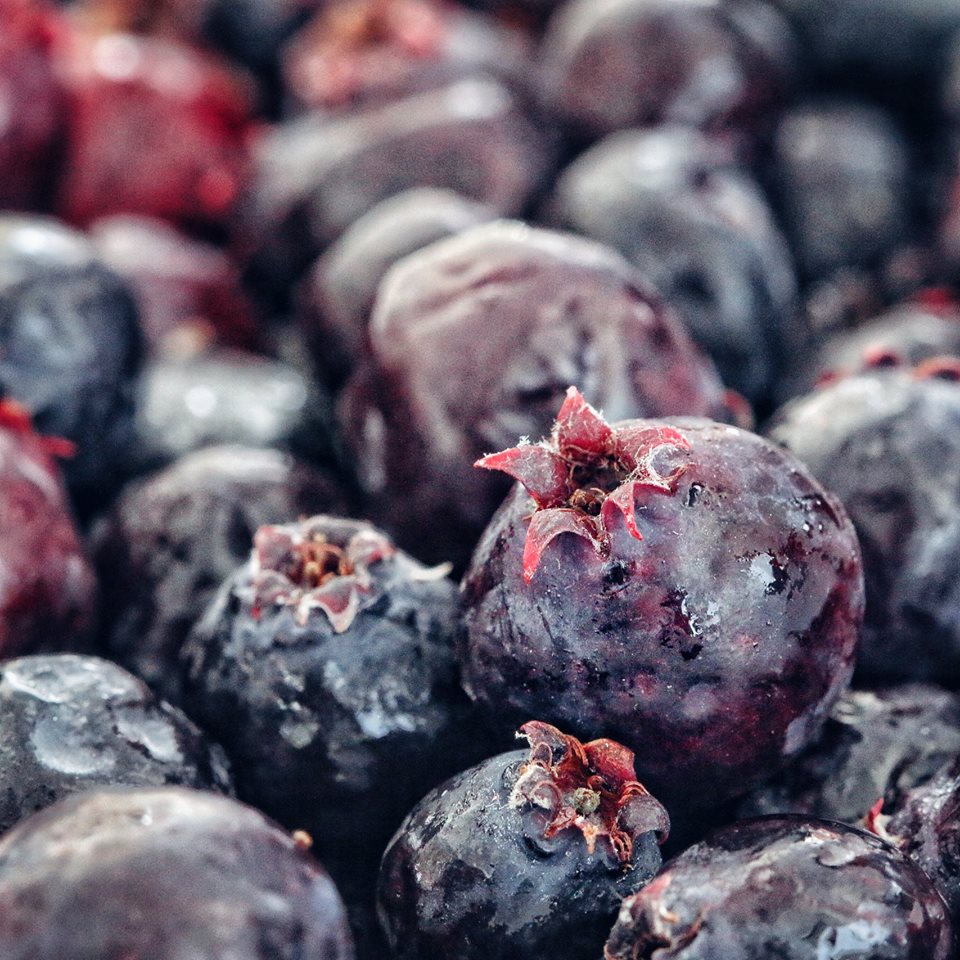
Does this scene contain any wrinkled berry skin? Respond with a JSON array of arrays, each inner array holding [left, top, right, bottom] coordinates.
[[739, 685, 960, 825], [0, 787, 355, 960], [540, 0, 794, 140], [605, 816, 952, 959], [0, 655, 232, 834], [0, 216, 142, 504], [378, 742, 666, 960], [300, 188, 495, 388], [92, 445, 346, 704], [340, 222, 733, 569], [0, 0, 63, 210], [548, 125, 797, 405], [56, 31, 254, 229], [885, 756, 960, 926], [461, 418, 863, 806], [181, 516, 476, 873], [0, 407, 96, 657], [768, 368, 960, 683]]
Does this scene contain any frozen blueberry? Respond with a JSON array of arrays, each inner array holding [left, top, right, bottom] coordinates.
[[0, 654, 232, 833], [461, 389, 863, 807], [339, 221, 735, 568], [548, 125, 797, 405], [605, 815, 952, 959], [768, 360, 960, 683], [238, 79, 551, 305], [540, 0, 795, 140], [738, 685, 960, 825], [378, 721, 669, 960], [299, 188, 495, 388], [0, 215, 142, 506], [0, 786, 355, 960], [92, 445, 347, 704], [181, 515, 476, 875]]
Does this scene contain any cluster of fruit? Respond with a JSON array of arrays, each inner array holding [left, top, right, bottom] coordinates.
[[3, 0, 960, 957]]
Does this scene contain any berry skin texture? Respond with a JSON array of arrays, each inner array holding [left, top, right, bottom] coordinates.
[[604, 816, 953, 959], [0, 787, 355, 960], [461, 390, 863, 807], [0, 654, 232, 834], [181, 515, 476, 873], [377, 722, 668, 960], [0, 400, 96, 658], [767, 363, 960, 683], [340, 222, 733, 569]]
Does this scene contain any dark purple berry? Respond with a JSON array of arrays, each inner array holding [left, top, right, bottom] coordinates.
[[181, 515, 476, 873], [92, 445, 347, 703], [299, 188, 495, 388], [378, 721, 668, 960], [548, 124, 797, 404], [0, 401, 96, 658], [0, 787, 355, 960], [767, 362, 960, 683], [604, 816, 952, 959], [739, 685, 960, 825], [0, 215, 142, 506], [539, 0, 795, 140], [0, 654, 232, 833], [339, 222, 734, 568], [461, 388, 863, 806]]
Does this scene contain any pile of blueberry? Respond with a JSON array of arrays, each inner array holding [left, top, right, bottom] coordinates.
[[6, 0, 960, 956]]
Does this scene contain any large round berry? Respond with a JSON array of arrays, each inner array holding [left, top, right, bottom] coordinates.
[[92, 445, 347, 704], [0, 654, 232, 834], [461, 388, 863, 805], [767, 360, 960, 683], [339, 222, 733, 568], [738, 685, 960, 825], [604, 816, 952, 959], [181, 515, 476, 873], [0, 401, 96, 658], [0, 787, 355, 960], [0, 215, 142, 505], [378, 721, 668, 960]]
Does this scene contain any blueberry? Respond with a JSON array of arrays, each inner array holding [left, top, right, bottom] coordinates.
[[0, 786, 355, 960], [378, 721, 668, 960], [0, 654, 232, 833], [605, 815, 952, 959]]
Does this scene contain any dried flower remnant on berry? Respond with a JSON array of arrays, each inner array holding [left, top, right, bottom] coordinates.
[[0, 400, 75, 461], [476, 387, 690, 581], [248, 521, 396, 631], [510, 721, 669, 866]]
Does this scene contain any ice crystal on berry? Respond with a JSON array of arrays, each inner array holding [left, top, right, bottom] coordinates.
[[476, 387, 690, 581]]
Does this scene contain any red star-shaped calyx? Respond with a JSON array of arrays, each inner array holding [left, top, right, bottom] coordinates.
[[476, 387, 691, 582], [249, 521, 396, 632], [509, 721, 669, 866]]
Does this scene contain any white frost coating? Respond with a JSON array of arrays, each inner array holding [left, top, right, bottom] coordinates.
[[30, 715, 117, 776], [116, 713, 183, 764]]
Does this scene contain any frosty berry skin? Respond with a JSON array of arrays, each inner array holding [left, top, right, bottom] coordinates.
[[768, 360, 960, 683], [0, 787, 355, 960], [604, 816, 953, 960], [181, 515, 476, 871], [461, 389, 863, 806], [377, 721, 668, 960], [0, 654, 232, 834]]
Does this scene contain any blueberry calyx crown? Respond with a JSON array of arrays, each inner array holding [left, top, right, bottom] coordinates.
[[510, 721, 669, 866], [247, 520, 396, 632], [476, 387, 691, 582], [817, 350, 960, 389]]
